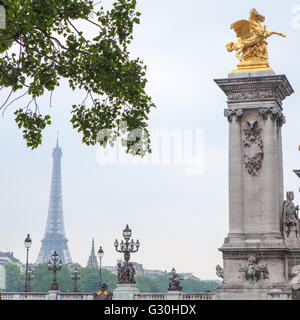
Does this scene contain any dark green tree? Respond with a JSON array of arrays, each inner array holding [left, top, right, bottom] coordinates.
[[77, 268, 117, 293], [31, 263, 73, 292], [152, 275, 169, 293], [28, 265, 118, 293], [4, 263, 23, 292], [135, 276, 160, 293], [135, 275, 219, 294], [182, 279, 219, 293], [3, 262, 220, 294], [0, 0, 154, 154], [56, 265, 73, 292], [135, 276, 219, 293], [30, 264, 52, 292]]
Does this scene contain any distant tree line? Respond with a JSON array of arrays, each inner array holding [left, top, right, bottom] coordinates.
[[2, 263, 219, 293]]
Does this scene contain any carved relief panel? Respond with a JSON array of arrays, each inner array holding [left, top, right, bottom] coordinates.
[[242, 120, 264, 177]]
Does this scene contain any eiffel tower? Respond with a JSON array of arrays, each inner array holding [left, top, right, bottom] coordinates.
[[36, 138, 72, 265]]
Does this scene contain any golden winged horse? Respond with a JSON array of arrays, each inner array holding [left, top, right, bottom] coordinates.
[[226, 9, 286, 72]]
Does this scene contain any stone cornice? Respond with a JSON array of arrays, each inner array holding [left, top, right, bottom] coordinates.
[[219, 247, 289, 254], [214, 75, 294, 107]]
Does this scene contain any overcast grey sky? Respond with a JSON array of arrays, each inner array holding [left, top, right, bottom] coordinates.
[[1, 0, 300, 279]]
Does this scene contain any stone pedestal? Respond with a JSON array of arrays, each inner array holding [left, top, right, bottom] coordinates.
[[291, 265, 300, 300], [46, 290, 60, 300], [112, 284, 139, 300], [214, 70, 295, 300], [166, 291, 181, 300]]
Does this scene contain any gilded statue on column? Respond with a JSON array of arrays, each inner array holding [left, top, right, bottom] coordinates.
[[226, 9, 286, 72]]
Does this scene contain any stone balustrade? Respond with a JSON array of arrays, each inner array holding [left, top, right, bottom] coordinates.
[[0, 291, 215, 301], [0, 292, 94, 300], [134, 292, 215, 300], [134, 293, 167, 300], [1, 293, 47, 300], [180, 293, 215, 300]]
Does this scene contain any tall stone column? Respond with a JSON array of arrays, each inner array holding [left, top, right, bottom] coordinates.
[[214, 71, 294, 300], [225, 109, 244, 237], [259, 106, 286, 237], [277, 124, 285, 232]]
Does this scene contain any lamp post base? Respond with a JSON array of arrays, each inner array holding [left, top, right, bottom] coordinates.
[[112, 284, 139, 300], [166, 291, 181, 300], [46, 290, 60, 300]]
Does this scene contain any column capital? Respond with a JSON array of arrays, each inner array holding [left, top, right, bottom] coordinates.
[[258, 106, 286, 126], [224, 109, 244, 122]]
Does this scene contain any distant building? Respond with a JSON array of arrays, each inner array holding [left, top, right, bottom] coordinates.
[[0, 251, 25, 290], [0, 252, 23, 271], [102, 261, 201, 280], [143, 269, 168, 278], [131, 262, 144, 276], [0, 265, 5, 290], [101, 259, 200, 281], [102, 265, 117, 274], [179, 273, 200, 281], [86, 238, 99, 269]]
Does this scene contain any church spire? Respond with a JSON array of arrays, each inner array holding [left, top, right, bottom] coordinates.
[[86, 238, 99, 269], [90, 238, 96, 257]]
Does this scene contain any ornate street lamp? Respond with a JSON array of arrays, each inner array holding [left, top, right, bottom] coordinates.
[[71, 267, 81, 293], [27, 267, 34, 291], [24, 234, 32, 292], [97, 246, 104, 288], [114, 225, 140, 284], [48, 251, 63, 291]]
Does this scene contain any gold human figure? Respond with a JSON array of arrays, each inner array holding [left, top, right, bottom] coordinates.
[[226, 9, 286, 72]]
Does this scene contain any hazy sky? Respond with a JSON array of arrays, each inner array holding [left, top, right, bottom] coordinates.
[[1, 0, 300, 279]]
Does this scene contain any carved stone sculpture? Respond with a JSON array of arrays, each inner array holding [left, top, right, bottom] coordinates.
[[242, 121, 264, 177], [224, 109, 243, 122], [226, 8, 286, 72], [239, 256, 269, 284], [168, 268, 183, 292], [117, 262, 136, 285], [127, 262, 135, 284], [117, 263, 123, 283], [216, 265, 224, 279], [282, 192, 299, 240], [259, 106, 286, 126]]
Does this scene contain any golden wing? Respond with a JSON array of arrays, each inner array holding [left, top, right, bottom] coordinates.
[[230, 20, 251, 38]]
